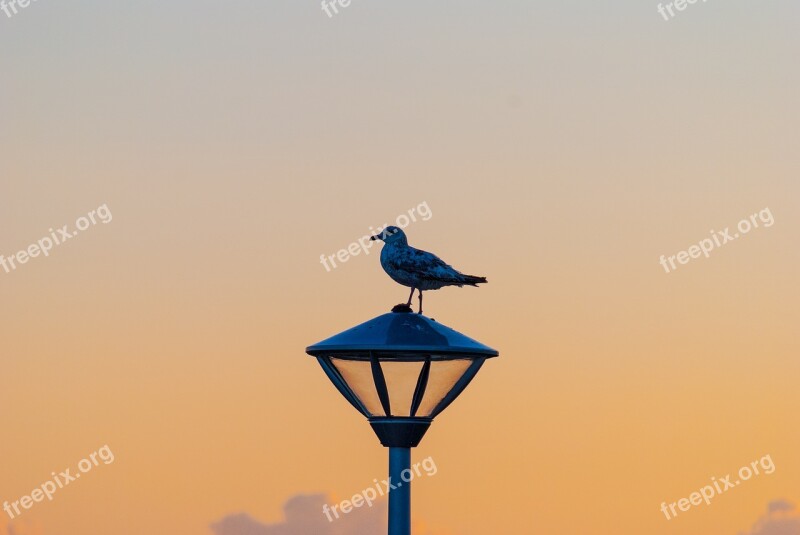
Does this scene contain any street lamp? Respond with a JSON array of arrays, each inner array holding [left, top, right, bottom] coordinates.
[[306, 305, 499, 535]]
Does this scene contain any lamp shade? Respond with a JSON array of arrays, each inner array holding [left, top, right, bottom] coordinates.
[[305, 308, 499, 420]]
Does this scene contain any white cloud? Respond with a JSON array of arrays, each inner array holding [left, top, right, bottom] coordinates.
[[740, 500, 800, 535], [0, 517, 43, 535], [211, 493, 452, 535], [210, 494, 386, 535]]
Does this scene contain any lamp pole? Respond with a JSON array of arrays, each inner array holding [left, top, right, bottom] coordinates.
[[389, 447, 411, 535], [370, 417, 431, 535]]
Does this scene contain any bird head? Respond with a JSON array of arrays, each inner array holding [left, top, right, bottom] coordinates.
[[370, 226, 407, 245]]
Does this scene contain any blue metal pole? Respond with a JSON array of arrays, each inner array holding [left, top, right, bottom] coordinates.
[[388, 447, 411, 535]]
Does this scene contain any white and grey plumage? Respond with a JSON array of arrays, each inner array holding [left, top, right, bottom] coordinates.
[[370, 226, 487, 314]]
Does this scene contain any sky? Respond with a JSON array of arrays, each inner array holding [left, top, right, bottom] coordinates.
[[1, 1, 799, 534]]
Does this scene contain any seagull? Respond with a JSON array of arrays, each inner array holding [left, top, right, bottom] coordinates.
[[370, 226, 487, 314]]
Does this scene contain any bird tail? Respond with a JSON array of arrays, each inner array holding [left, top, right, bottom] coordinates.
[[461, 274, 488, 286]]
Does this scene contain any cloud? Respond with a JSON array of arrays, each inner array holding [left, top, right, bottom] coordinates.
[[0, 517, 43, 535], [211, 494, 452, 535], [211, 494, 387, 535], [770, 501, 797, 514], [740, 500, 800, 535]]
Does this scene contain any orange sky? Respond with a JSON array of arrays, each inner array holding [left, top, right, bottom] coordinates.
[[1, 1, 798, 534]]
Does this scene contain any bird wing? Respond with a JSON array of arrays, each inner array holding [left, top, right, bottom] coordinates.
[[386, 247, 466, 284]]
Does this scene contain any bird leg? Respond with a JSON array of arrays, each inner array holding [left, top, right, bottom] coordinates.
[[418, 291, 423, 314], [406, 287, 415, 306]]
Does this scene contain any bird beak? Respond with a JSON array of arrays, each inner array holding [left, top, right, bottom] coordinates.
[[370, 234, 382, 241]]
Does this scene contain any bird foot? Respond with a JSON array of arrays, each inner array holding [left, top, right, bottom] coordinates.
[[392, 303, 414, 313]]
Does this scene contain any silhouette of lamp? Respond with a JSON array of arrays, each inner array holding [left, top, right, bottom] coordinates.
[[306, 305, 499, 535]]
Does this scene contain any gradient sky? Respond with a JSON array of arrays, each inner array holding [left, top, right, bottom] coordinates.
[[1, 1, 799, 534]]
